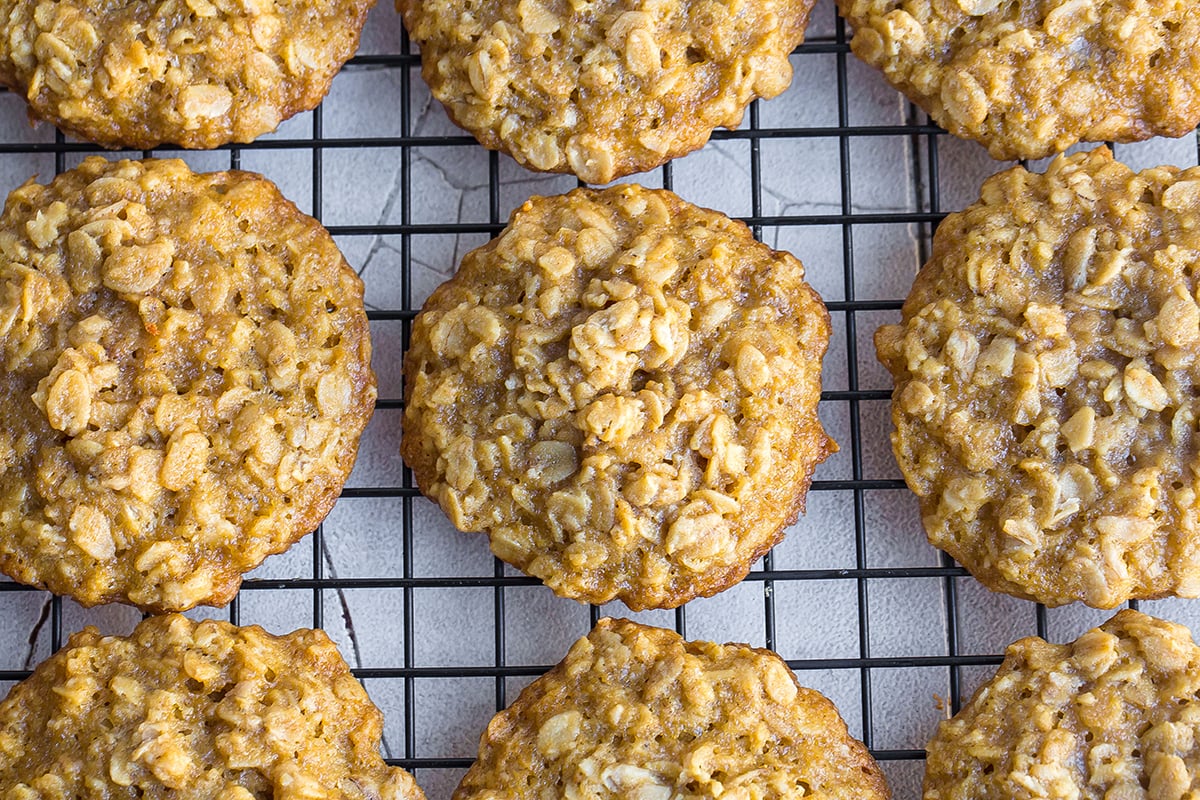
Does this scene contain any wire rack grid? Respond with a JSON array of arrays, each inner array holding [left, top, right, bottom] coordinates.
[[3, 1, 1200, 798]]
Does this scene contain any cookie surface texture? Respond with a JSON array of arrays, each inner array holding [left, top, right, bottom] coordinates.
[[0, 0, 374, 148], [0, 157, 376, 611], [0, 614, 425, 800], [925, 609, 1200, 799], [397, 0, 815, 183], [455, 618, 889, 800], [838, 0, 1200, 160], [402, 185, 833, 609], [876, 147, 1200, 608]]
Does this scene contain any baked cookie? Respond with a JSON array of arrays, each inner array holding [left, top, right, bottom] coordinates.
[[838, 0, 1200, 160], [0, 614, 425, 800], [402, 185, 833, 609], [926, 610, 1200, 800], [397, 0, 815, 183], [455, 618, 889, 800], [876, 147, 1200, 608], [0, 157, 375, 611], [0, 0, 374, 149]]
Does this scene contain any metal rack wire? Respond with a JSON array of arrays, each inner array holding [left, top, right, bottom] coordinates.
[[2, 1, 1196, 798]]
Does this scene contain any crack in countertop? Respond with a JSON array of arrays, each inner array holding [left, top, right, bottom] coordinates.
[[319, 537, 395, 759]]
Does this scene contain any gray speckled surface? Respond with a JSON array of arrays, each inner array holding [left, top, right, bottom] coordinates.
[[1, 2, 1200, 798]]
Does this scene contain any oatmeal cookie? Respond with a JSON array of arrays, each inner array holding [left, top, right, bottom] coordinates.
[[0, 157, 375, 611], [0, 614, 425, 800], [0, 0, 373, 149], [876, 147, 1200, 608], [397, 0, 815, 184], [402, 185, 833, 609], [838, 0, 1200, 161], [926, 610, 1200, 800], [455, 618, 889, 800]]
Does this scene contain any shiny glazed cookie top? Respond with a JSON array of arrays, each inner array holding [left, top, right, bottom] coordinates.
[[455, 619, 889, 800], [0, 158, 375, 612], [838, 0, 1200, 160], [403, 185, 832, 609], [877, 148, 1200, 608], [0, 0, 374, 148], [926, 610, 1200, 800], [398, 0, 815, 183], [0, 615, 424, 800]]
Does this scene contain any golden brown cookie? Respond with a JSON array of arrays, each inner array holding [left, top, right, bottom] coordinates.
[[0, 157, 375, 612], [0, 614, 425, 800], [0, 0, 374, 149], [838, 0, 1200, 160], [876, 147, 1200, 608], [455, 618, 889, 800], [925, 610, 1200, 800], [397, 0, 816, 183], [402, 185, 833, 609]]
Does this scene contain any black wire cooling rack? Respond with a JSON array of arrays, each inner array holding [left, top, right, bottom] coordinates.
[[2, 1, 1199, 797]]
